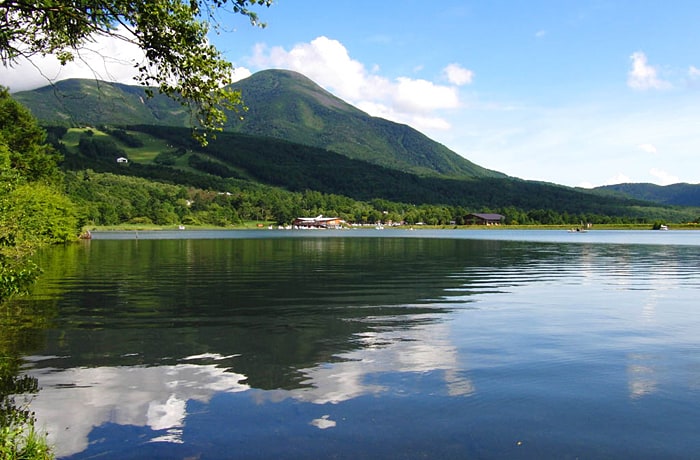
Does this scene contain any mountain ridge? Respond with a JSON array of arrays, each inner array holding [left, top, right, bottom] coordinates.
[[12, 71, 700, 216], [594, 182, 700, 207], [14, 70, 505, 180]]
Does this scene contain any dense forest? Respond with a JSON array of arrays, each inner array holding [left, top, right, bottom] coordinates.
[[596, 182, 700, 206], [47, 124, 699, 228]]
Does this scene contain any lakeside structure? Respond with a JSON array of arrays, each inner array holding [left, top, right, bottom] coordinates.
[[464, 213, 505, 225], [292, 215, 346, 229]]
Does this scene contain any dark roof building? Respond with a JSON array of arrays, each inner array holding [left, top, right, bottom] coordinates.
[[464, 213, 504, 225]]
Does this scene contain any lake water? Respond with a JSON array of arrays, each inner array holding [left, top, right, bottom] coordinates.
[[10, 229, 700, 459]]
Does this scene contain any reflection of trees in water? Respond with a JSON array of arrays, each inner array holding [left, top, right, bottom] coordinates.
[[26, 236, 677, 391], [28, 238, 511, 390], [0, 296, 56, 453], [0, 357, 39, 428]]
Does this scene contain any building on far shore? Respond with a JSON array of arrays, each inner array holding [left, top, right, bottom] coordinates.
[[464, 213, 504, 226], [292, 215, 346, 229]]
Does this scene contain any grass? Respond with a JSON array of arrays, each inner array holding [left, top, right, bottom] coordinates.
[[62, 127, 169, 163], [0, 424, 53, 460]]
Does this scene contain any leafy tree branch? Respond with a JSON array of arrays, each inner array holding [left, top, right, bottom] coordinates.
[[0, 0, 272, 144]]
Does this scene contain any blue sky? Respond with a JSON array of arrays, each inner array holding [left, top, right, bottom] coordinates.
[[3, 0, 700, 187]]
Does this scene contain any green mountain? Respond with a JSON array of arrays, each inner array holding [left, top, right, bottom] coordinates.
[[595, 183, 700, 207], [227, 70, 503, 178], [14, 70, 504, 179], [12, 71, 700, 224], [13, 79, 188, 127]]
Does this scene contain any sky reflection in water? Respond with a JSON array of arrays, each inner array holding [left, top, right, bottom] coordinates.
[[17, 231, 700, 459]]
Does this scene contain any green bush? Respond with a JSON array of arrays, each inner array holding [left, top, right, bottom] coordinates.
[[0, 424, 53, 460]]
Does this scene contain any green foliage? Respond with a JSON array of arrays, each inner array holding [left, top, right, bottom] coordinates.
[[0, 88, 62, 183], [3, 184, 78, 244], [101, 128, 144, 148], [153, 149, 185, 166], [0, 179, 78, 298], [187, 153, 241, 178], [0, 423, 53, 460], [78, 135, 126, 160], [0, 89, 79, 302], [1, 1, 271, 140]]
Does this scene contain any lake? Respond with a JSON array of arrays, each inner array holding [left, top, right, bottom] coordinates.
[[8, 229, 700, 459]]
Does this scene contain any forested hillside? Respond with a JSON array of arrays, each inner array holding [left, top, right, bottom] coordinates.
[[10, 72, 700, 227], [14, 70, 505, 179], [595, 183, 700, 206], [226, 70, 504, 178], [48, 124, 699, 226]]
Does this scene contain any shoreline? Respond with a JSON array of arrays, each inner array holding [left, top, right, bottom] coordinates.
[[83, 222, 700, 233]]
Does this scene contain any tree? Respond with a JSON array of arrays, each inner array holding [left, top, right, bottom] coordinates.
[[0, 88, 78, 300], [0, 0, 272, 144], [0, 87, 62, 182]]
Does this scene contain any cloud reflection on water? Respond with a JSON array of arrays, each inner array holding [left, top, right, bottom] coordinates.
[[26, 313, 469, 457]]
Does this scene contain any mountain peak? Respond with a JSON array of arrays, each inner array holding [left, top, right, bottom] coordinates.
[[15, 69, 505, 179], [229, 70, 505, 178]]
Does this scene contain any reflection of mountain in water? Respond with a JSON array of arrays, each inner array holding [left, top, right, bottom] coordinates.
[[27, 237, 513, 389], [17, 234, 700, 459]]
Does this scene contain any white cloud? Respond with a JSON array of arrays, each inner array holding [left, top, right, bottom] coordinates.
[[252, 37, 369, 100], [28, 361, 250, 457], [231, 67, 253, 82], [649, 168, 679, 185], [394, 77, 460, 112], [627, 52, 671, 91], [637, 143, 658, 154], [0, 27, 252, 93], [0, 27, 147, 92], [443, 63, 474, 86], [688, 66, 700, 88], [535, 30, 547, 38], [250, 36, 461, 131]]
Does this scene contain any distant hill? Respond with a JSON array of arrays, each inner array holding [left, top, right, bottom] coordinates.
[[14, 70, 505, 179], [12, 79, 188, 127], [595, 183, 700, 206]]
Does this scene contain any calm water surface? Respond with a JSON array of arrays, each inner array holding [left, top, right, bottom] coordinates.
[[11, 230, 700, 458]]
